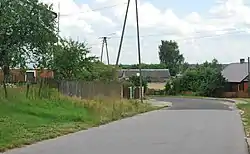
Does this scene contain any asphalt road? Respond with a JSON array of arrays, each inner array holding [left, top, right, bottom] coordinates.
[[3, 97, 249, 154], [153, 97, 234, 110]]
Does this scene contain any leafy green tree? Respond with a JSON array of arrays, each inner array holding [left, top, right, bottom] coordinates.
[[52, 39, 96, 80], [166, 59, 226, 97], [0, 0, 57, 97], [180, 62, 190, 73], [87, 61, 117, 81], [119, 63, 167, 69], [128, 76, 148, 93], [158, 40, 184, 76]]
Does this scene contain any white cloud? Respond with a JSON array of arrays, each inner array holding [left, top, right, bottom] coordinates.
[[41, 0, 250, 64], [40, 0, 115, 36]]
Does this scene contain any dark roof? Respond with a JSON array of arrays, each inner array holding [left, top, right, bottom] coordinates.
[[118, 69, 171, 79], [222, 62, 248, 82]]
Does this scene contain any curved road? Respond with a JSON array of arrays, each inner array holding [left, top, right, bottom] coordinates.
[[2, 97, 248, 154], [154, 97, 234, 110]]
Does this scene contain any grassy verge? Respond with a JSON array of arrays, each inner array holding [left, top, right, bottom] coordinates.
[[236, 99, 250, 137], [0, 87, 160, 152]]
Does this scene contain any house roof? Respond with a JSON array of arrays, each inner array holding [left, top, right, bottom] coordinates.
[[222, 62, 248, 82], [118, 69, 171, 79]]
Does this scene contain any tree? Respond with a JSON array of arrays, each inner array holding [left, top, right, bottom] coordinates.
[[165, 59, 226, 97], [119, 63, 167, 69], [51, 39, 96, 80], [86, 61, 117, 81], [0, 0, 57, 97], [128, 76, 148, 93], [158, 40, 184, 76], [180, 62, 190, 73]]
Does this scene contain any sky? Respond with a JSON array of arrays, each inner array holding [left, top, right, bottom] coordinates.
[[40, 0, 250, 64]]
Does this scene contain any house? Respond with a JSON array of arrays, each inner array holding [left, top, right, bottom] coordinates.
[[118, 69, 171, 90], [222, 59, 249, 97], [0, 69, 54, 83]]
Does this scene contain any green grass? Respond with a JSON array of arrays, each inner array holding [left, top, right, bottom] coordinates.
[[236, 99, 250, 137], [0, 86, 158, 152]]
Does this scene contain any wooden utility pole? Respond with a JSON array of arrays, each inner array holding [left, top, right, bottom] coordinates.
[[57, 2, 60, 40], [115, 0, 143, 103], [135, 0, 143, 103], [100, 37, 110, 65], [116, 0, 130, 66]]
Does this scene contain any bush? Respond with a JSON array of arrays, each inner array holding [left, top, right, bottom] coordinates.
[[165, 60, 226, 97], [128, 75, 148, 93]]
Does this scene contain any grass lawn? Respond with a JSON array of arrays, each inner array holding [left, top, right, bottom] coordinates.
[[236, 99, 250, 137], [0, 87, 159, 152]]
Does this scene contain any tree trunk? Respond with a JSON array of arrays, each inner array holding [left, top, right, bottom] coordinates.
[[2, 66, 9, 98], [38, 78, 44, 98], [26, 82, 30, 98], [3, 76, 8, 98]]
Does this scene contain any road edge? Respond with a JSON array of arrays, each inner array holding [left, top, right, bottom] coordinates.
[[236, 100, 250, 154]]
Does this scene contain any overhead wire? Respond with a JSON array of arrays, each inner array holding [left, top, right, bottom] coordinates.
[[56, 1, 250, 48], [110, 29, 249, 40], [87, 29, 249, 47], [60, 2, 127, 17]]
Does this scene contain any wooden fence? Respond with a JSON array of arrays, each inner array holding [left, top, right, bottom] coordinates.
[[222, 92, 249, 98], [58, 80, 123, 99]]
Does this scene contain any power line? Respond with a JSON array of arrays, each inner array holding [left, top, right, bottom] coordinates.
[[60, 2, 127, 17], [111, 29, 249, 40], [88, 29, 249, 48]]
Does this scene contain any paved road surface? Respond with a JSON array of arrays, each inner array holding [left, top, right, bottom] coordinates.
[[153, 97, 235, 110], [3, 97, 248, 154]]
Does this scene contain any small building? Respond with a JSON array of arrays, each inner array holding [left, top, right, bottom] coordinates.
[[118, 69, 171, 90], [222, 59, 249, 97], [0, 69, 54, 83]]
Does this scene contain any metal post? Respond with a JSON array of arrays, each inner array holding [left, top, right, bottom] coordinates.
[[116, 0, 131, 66], [135, 0, 143, 103]]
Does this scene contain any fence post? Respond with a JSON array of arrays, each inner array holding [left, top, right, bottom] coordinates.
[[121, 84, 123, 99]]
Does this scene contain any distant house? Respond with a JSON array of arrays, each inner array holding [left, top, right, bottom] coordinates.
[[118, 69, 171, 90], [0, 69, 54, 83], [222, 59, 249, 97]]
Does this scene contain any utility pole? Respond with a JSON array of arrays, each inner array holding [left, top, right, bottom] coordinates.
[[135, 0, 143, 103], [116, 0, 131, 66], [115, 0, 143, 103], [57, 2, 60, 40], [99, 36, 110, 65]]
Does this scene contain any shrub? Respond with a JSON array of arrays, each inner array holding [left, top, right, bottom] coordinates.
[[165, 60, 226, 97]]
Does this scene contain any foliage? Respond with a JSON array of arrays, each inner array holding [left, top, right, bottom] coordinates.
[[51, 39, 115, 82], [0, 87, 157, 152], [165, 59, 226, 97], [51, 39, 96, 80], [119, 63, 167, 69], [180, 62, 190, 73], [86, 61, 117, 82], [128, 76, 147, 87], [128, 76, 148, 92], [0, 0, 57, 97], [158, 40, 184, 76]]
